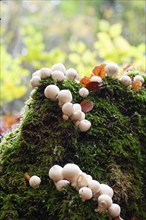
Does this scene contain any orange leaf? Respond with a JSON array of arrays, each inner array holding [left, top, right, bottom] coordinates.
[[80, 100, 94, 113], [80, 76, 91, 86], [92, 64, 106, 78]]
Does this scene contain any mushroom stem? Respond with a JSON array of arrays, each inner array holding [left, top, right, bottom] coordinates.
[[24, 172, 30, 181]]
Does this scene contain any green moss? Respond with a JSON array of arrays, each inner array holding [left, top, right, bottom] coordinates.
[[0, 75, 146, 219]]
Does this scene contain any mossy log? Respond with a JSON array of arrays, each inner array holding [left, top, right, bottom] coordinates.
[[0, 74, 146, 220]]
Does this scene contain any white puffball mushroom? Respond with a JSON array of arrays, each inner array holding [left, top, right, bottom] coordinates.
[[44, 85, 60, 101], [76, 172, 89, 189], [66, 68, 78, 80], [32, 70, 41, 77], [133, 75, 144, 84], [58, 90, 72, 105], [108, 203, 121, 218], [40, 67, 51, 79], [73, 103, 82, 112], [79, 187, 93, 202], [90, 76, 102, 83], [51, 63, 66, 75], [96, 194, 113, 213], [105, 62, 119, 77], [62, 163, 81, 182], [88, 180, 100, 195], [62, 102, 74, 117], [55, 180, 70, 191], [71, 110, 85, 122], [78, 120, 91, 132], [30, 75, 41, 87], [48, 165, 63, 182], [79, 88, 89, 98], [51, 70, 65, 82], [120, 75, 132, 86], [99, 184, 114, 198], [29, 175, 41, 189], [63, 114, 69, 121]]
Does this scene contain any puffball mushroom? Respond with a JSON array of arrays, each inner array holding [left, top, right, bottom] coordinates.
[[30, 75, 41, 87], [62, 102, 74, 117], [78, 119, 91, 132], [51, 70, 65, 82], [32, 70, 41, 77], [40, 67, 51, 79], [66, 68, 78, 80], [49, 165, 63, 182], [79, 187, 93, 202], [120, 75, 132, 86], [79, 88, 89, 98], [71, 110, 85, 122], [29, 175, 41, 189], [51, 63, 66, 75], [108, 203, 121, 218], [73, 103, 82, 112], [44, 85, 60, 101], [105, 62, 119, 77], [76, 172, 89, 189], [62, 163, 81, 182], [55, 180, 70, 191], [88, 180, 100, 195], [133, 75, 144, 84], [96, 194, 113, 213], [99, 184, 114, 198], [90, 76, 102, 83], [58, 90, 73, 106]]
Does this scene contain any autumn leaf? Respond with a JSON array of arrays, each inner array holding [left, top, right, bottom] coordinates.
[[92, 64, 106, 78], [80, 100, 94, 113], [80, 76, 91, 86]]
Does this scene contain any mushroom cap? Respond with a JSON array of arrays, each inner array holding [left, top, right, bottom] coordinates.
[[78, 119, 91, 132], [79, 88, 89, 98], [97, 194, 113, 211], [62, 163, 81, 181], [105, 62, 119, 77], [40, 68, 51, 79], [51, 63, 66, 75], [32, 70, 41, 77], [99, 184, 114, 198], [66, 68, 78, 80], [88, 180, 100, 195], [73, 103, 82, 112], [29, 175, 41, 189], [76, 172, 89, 189], [48, 165, 63, 182], [71, 110, 85, 122], [44, 85, 60, 101], [62, 102, 74, 116], [133, 75, 144, 84], [120, 75, 132, 86], [58, 90, 72, 104], [30, 75, 41, 87], [51, 70, 65, 82], [30, 89, 37, 98], [55, 179, 70, 191], [108, 203, 121, 218], [79, 187, 93, 201], [63, 114, 69, 121], [90, 76, 102, 83]]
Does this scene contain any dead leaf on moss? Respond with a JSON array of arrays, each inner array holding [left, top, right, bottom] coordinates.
[[80, 100, 94, 113]]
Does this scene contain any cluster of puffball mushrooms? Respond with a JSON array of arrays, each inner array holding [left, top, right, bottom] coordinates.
[[30, 63, 93, 132], [49, 163, 122, 219]]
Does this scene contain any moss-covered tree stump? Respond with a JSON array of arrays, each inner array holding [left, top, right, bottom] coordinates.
[[0, 64, 146, 220]]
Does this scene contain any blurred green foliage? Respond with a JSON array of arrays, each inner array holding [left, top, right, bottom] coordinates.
[[1, 0, 145, 110]]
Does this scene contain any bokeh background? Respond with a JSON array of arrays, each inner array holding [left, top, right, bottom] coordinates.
[[0, 0, 146, 134]]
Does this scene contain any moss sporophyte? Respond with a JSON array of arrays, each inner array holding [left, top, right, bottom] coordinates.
[[0, 63, 146, 220]]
